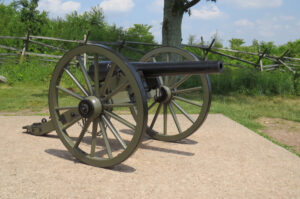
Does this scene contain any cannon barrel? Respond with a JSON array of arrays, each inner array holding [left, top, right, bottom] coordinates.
[[132, 60, 223, 77], [89, 60, 223, 81]]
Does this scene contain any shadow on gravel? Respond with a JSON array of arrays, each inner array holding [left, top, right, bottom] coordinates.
[[120, 129, 198, 145], [139, 143, 194, 156], [45, 149, 78, 163], [120, 129, 195, 156], [44, 149, 136, 173]]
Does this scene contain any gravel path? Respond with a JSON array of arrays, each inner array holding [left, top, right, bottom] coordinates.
[[0, 114, 299, 199]]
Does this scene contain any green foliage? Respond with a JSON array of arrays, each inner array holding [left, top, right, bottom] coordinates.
[[229, 38, 245, 50], [12, 0, 48, 34], [0, 3, 155, 55], [210, 68, 296, 95], [0, 59, 54, 84], [122, 24, 156, 60], [0, 3, 26, 47]]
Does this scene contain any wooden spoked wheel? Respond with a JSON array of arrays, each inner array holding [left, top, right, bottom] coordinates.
[[140, 47, 212, 142], [49, 44, 147, 167]]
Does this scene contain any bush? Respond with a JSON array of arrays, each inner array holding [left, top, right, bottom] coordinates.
[[209, 67, 296, 95], [0, 59, 54, 85], [294, 71, 300, 95]]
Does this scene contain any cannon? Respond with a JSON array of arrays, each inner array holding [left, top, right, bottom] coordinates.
[[23, 44, 222, 167]]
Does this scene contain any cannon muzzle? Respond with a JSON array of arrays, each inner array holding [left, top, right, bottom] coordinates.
[[133, 60, 223, 77]]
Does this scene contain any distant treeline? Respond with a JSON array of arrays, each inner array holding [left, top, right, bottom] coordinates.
[[0, 2, 155, 59]]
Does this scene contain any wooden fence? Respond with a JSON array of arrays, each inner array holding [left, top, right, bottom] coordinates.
[[0, 33, 299, 74]]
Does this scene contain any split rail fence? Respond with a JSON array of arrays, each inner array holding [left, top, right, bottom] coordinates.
[[0, 32, 300, 74]]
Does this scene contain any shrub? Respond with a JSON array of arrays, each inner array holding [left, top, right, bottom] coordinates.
[[209, 67, 295, 95], [0, 59, 54, 85]]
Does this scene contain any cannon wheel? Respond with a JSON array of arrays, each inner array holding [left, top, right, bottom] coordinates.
[[140, 47, 211, 142], [49, 44, 147, 167]]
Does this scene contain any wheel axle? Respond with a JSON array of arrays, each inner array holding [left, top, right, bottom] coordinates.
[[155, 86, 172, 104], [78, 96, 102, 119]]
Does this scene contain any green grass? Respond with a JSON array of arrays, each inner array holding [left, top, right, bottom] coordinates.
[[0, 83, 49, 112], [211, 95, 300, 129]]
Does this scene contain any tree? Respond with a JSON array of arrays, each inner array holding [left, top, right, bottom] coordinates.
[[162, 0, 216, 47], [229, 38, 245, 50], [12, 0, 48, 34], [125, 24, 154, 43]]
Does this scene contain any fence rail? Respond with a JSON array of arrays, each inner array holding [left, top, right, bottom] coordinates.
[[0, 33, 299, 73]]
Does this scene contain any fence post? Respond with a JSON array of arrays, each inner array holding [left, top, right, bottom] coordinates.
[[83, 30, 90, 69], [203, 39, 215, 61], [256, 49, 267, 71], [20, 30, 30, 63]]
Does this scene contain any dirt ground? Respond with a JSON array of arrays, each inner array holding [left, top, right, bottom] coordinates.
[[0, 114, 300, 199], [2, 110, 299, 155], [257, 117, 300, 154]]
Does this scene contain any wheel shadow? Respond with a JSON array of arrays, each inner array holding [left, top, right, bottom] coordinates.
[[120, 129, 196, 156], [26, 128, 197, 170], [44, 149, 136, 173]]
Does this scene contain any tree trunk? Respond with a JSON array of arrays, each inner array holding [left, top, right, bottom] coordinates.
[[162, 0, 184, 47]]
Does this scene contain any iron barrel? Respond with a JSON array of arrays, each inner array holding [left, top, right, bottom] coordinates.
[[89, 60, 223, 80], [133, 60, 223, 77]]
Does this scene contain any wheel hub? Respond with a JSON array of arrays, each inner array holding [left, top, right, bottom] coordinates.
[[155, 86, 172, 103], [78, 96, 102, 118]]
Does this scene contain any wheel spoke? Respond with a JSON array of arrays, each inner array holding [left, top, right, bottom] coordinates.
[[166, 76, 176, 87], [171, 100, 195, 123], [103, 103, 134, 108], [104, 110, 135, 130], [150, 103, 162, 129], [55, 106, 78, 110], [173, 96, 203, 107], [172, 86, 202, 94], [104, 80, 129, 101], [62, 115, 82, 130], [171, 75, 192, 89], [74, 118, 92, 148], [94, 55, 100, 97], [148, 101, 157, 110], [99, 119, 113, 159], [99, 63, 116, 96], [166, 53, 170, 62], [64, 68, 89, 97], [90, 119, 98, 157], [102, 115, 127, 149], [77, 56, 93, 95], [56, 86, 84, 100], [163, 104, 167, 135], [129, 106, 137, 121], [168, 103, 182, 134]]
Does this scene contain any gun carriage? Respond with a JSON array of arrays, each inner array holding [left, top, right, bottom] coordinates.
[[23, 44, 222, 167]]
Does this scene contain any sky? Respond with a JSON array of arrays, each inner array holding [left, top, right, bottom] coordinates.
[[3, 0, 300, 46]]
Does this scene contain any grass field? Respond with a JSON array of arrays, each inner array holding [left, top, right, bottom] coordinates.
[[2, 83, 299, 121]]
